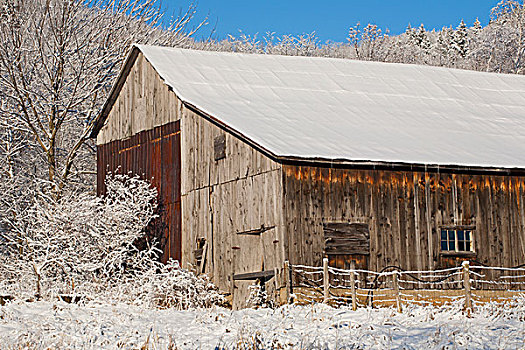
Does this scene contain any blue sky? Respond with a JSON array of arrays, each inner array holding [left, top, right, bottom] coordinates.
[[166, 0, 500, 43]]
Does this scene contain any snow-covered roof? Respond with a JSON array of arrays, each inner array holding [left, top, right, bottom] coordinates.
[[99, 45, 525, 170]]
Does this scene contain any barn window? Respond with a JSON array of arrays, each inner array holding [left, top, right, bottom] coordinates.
[[440, 228, 474, 252], [214, 134, 226, 161]]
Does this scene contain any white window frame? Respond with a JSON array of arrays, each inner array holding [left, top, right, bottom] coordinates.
[[440, 228, 475, 253]]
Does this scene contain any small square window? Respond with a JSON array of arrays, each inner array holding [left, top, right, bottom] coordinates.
[[214, 134, 226, 161], [440, 228, 474, 253]]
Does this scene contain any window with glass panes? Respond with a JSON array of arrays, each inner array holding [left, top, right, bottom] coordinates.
[[440, 229, 473, 252]]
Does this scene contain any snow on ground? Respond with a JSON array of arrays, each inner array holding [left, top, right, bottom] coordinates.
[[1, 299, 525, 349]]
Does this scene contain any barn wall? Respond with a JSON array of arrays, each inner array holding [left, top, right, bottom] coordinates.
[[96, 53, 182, 263], [283, 165, 525, 271], [180, 105, 286, 308], [95, 53, 287, 307]]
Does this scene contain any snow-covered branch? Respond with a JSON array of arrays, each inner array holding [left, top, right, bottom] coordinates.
[[0, 174, 222, 308]]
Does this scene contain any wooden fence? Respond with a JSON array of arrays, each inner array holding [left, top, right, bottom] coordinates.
[[280, 260, 525, 311]]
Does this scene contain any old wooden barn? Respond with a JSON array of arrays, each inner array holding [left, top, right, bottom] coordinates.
[[91, 45, 525, 307]]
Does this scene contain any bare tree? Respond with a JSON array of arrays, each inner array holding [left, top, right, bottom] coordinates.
[[348, 23, 391, 61], [486, 0, 525, 73], [0, 0, 205, 190]]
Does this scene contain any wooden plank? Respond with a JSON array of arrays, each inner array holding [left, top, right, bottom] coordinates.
[[323, 223, 370, 256], [199, 241, 208, 274], [413, 173, 423, 271], [233, 270, 275, 281], [424, 173, 434, 270], [518, 179, 525, 266], [237, 225, 275, 235], [277, 168, 287, 266]]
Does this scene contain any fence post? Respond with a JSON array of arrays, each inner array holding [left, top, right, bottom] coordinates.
[[393, 271, 402, 312], [323, 257, 329, 304], [350, 260, 357, 311], [462, 260, 472, 314], [284, 261, 291, 304]]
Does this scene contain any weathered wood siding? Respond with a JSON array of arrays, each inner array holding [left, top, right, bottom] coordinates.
[[180, 105, 285, 308], [97, 122, 181, 263], [96, 52, 286, 307], [283, 166, 525, 271], [95, 50, 525, 306], [96, 53, 182, 262], [96, 53, 181, 145]]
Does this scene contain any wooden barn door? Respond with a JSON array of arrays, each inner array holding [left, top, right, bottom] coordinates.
[[323, 223, 370, 271], [97, 121, 181, 263], [231, 233, 264, 309], [155, 122, 181, 263]]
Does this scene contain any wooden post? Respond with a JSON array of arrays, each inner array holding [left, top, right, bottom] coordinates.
[[393, 271, 402, 312], [284, 261, 291, 304], [350, 260, 357, 311], [274, 267, 279, 304], [463, 260, 472, 314], [323, 257, 329, 304], [199, 242, 208, 274]]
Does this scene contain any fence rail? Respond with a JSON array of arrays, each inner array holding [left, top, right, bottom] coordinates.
[[284, 259, 525, 312]]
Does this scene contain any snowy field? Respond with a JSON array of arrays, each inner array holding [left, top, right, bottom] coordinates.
[[1, 299, 525, 349]]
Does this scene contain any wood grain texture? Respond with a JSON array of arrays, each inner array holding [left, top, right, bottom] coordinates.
[[283, 165, 525, 273], [97, 122, 181, 263], [96, 53, 178, 145], [180, 104, 284, 308], [323, 223, 370, 255]]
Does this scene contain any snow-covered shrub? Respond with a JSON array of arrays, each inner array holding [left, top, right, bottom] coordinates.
[[246, 283, 273, 309], [0, 174, 223, 309], [0, 174, 158, 299], [130, 259, 224, 309]]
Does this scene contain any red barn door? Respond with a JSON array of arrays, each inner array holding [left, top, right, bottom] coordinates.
[[97, 120, 181, 263]]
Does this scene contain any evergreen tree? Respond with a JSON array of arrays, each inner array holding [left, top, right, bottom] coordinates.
[[405, 24, 417, 45], [453, 19, 469, 58], [472, 17, 483, 33], [436, 26, 453, 62], [416, 24, 432, 52]]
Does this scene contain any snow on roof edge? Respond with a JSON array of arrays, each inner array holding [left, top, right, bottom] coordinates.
[[96, 44, 525, 172]]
